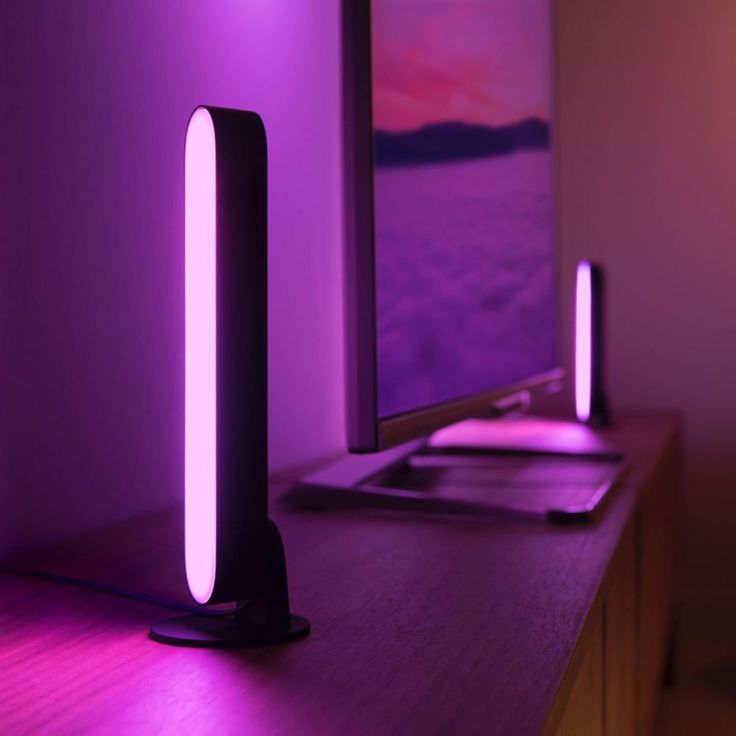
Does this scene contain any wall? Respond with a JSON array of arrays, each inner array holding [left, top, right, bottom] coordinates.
[[0, 1, 344, 557], [556, 0, 736, 592]]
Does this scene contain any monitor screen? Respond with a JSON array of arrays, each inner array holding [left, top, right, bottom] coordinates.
[[373, 0, 557, 418], [343, 0, 560, 451]]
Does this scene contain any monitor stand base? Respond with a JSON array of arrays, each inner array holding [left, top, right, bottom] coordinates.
[[282, 416, 625, 522], [150, 521, 310, 647], [425, 415, 621, 457]]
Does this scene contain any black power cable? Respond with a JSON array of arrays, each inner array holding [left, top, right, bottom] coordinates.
[[0, 565, 249, 617]]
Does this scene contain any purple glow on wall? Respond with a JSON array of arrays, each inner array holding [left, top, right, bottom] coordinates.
[[575, 260, 592, 423], [184, 108, 217, 605], [0, 3, 342, 558]]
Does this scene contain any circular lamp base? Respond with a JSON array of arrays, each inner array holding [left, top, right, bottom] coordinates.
[[150, 614, 310, 648]]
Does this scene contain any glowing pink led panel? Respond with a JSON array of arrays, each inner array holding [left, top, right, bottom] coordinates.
[[185, 108, 217, 604], [575, 260, 592, 423]]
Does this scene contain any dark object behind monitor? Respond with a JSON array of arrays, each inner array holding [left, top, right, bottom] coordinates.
[[588, 262, 611, 427]]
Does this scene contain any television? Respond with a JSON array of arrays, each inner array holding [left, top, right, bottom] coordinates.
[[284, 0, 623, 520], [343, 0, 563, 453]]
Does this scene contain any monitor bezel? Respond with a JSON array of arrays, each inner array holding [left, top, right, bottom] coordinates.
[[342, 0, 564, 453]]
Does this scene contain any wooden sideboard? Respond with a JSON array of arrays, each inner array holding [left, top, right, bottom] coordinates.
[[0, 413, 678, 735], [547, 419, 678, 734]]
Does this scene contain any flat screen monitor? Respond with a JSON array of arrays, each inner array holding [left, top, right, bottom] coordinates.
[[343, 0, 563, 451]]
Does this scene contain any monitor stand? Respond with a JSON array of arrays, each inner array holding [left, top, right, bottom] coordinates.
[[282, 415, 625, 522], [426, 415, 620, 456]]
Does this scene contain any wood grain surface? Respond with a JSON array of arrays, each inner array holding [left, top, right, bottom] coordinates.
[[0, 414, 678, 735]]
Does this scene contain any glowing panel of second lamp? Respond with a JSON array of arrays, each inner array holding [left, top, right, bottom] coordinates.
[[575, 260, 592, 423]]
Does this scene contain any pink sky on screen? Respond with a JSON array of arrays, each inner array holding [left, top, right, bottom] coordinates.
[[372, 0, 550, 131]]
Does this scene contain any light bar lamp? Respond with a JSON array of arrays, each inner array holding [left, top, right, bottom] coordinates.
[[150, 106, 309, 647], [575, 260, 609, 427]]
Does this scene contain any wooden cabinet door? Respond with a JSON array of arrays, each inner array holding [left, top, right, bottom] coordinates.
[[605, 524, 637, 735], [637, 453, 678, 735], [552, 525, 637, 736], [555, 608, 604, 736]]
